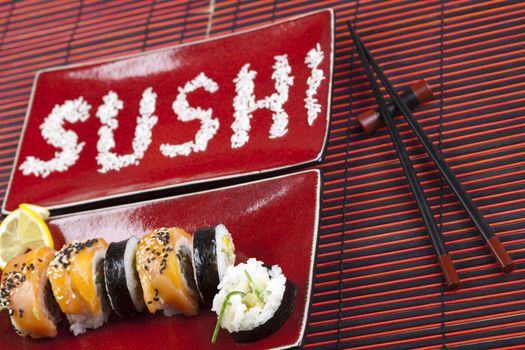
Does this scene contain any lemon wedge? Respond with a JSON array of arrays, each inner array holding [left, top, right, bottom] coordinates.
[[0, 207, 53, 270], [19, 203, 50, 220]]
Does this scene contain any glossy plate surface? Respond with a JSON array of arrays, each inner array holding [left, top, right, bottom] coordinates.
[[3, 10, 333, 213], [0, 170, 320, 349]]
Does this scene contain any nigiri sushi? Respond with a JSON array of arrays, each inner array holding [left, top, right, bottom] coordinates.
[[192, 224, 236, 304], [211, 258, 296, 343], [104, 236, 145, 318], [136, 227, 199, 317], [47, 238, 110, 335], [0, 246, 60, 338]]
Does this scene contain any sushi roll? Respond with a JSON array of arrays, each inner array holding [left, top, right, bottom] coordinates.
[[192, 224, 236, 304], [136, 227, 199, 317], [0, 246, 61, 338], [48, 238, 110, 335], [211, 258, 297, 343], [104, 237, 145, 318]]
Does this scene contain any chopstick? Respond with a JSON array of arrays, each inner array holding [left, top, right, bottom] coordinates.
[[347, 22, 514, 274], [348, 23, 459, 290]]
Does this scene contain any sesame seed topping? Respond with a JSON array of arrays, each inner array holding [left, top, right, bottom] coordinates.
[[48, 238, 100, 281], [136, 228, 180, 299], [0, 250, 52, 313], [1, 267, 28, 309]]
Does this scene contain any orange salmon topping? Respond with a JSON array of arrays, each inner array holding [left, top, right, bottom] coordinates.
[[47, 238, 108, 315], [136, 228, 199, 316], [0, 246, 57, 338]]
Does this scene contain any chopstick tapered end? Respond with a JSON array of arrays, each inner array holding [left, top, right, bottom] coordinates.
[[438, 254, 460, 290], [487, 236, 514, 273]]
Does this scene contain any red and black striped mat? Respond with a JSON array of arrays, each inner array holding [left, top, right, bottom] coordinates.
[[1, 1, 525, 349]]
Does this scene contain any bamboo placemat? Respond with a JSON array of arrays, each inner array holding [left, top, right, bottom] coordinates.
[[1, 1, 525, 349]]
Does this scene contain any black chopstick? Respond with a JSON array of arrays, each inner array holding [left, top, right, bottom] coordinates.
[[348, 23, 460, 290], [347, 22, 514, 273]]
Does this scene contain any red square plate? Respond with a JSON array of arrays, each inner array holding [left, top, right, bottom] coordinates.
[[0, 170, 321, 349], [3, 9, 333, 213]]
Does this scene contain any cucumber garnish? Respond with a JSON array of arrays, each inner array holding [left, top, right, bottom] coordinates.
[[244, 270, 263, 302], [221, 236, 235, 261]]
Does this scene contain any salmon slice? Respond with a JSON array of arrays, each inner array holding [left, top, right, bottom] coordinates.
[[136, 227, 199, 316], [0, 246, 59, 338], [47, 238, 109, 335]]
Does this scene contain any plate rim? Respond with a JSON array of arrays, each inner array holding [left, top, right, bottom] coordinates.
[[2, 8, 334, 215], [48, 169, 322, 349]]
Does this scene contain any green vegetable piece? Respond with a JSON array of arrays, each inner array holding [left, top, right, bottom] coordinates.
[[244, 270, 262, 301], [211, 291, 246, 344], [221, 236, 235, 261], [243, 293, 264, 309]]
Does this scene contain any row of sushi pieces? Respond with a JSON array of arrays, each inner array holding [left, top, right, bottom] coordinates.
[[0, 224, 296, 343]]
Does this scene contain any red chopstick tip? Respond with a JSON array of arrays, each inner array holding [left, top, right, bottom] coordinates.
[[487, 236, 514, 273], [412, 79, 434, 104], [358, 109, 381, 135], [438, 254, 460, 290]]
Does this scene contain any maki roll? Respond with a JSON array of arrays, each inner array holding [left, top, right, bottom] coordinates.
[[104, 237, 145, 318], [136, 227, 199, 317], [0, 246, 61, 338], [192, 224, 236, 303], [211, 258, 297, 343], [48, 238, 110, 335]]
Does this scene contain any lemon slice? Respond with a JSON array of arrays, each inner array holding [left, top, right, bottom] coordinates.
[[19, 203, 50, 220], [0, 207, 54, 269]]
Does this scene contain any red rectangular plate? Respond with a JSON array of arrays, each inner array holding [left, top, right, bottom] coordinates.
[[0, 170, 321, 349], [3, 9, 333, 213]]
